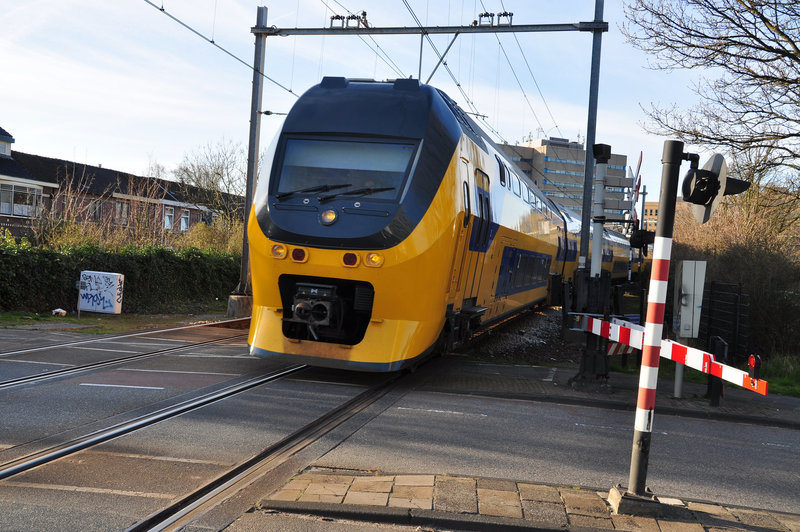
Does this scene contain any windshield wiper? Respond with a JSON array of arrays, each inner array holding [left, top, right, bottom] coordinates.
[[318, 186, 396, 203], [275, 183, 352, 200]]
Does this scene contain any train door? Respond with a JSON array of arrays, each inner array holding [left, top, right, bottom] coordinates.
[[449, 158, 476, 312], [469, 169, 492, 310]]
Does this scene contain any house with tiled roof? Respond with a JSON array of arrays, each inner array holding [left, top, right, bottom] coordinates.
[[0, 127, 59, 236], [0, 125, 241, 238], [12, 151, 213, 233]]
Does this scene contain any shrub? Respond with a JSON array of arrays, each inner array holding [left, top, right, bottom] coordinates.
[[0, 238, 239, 313], [672, 196, 800, 357]]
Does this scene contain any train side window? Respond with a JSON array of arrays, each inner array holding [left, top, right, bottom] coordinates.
[[513, 176, 521, 197], [496, 155, 506, 186], [482, 196, 491, 245], [462, 181, 470, 228], [476, 192, 485, 242]]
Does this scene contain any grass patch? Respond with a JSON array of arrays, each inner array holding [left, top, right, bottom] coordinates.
[[611, 354, 800, 397], [0, 298, 229, 334], [761, 353, 800, 397]]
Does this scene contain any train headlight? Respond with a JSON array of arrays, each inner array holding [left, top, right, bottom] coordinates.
[[320, 209, 338, 225], [365, 252, 384, 267], [271, 244, 287, 259]]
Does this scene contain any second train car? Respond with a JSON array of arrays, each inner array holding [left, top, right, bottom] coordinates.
[[248, 77, 632, 371]]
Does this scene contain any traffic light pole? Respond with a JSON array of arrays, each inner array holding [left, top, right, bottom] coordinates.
[[627, 140, 685, 496], [579, 0, 605, 270], [590, 144, 611, 277]]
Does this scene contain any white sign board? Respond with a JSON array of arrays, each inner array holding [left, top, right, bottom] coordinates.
[[673, 260, 706, 338], [78, 270, 124, 314]]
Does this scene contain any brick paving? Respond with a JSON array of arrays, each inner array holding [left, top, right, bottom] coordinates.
[[260, 468, 800, 531]]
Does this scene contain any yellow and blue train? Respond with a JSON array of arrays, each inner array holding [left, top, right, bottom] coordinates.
[[248, 77, 632, 371]]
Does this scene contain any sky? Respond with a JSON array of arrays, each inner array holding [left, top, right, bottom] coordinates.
[[2, 0, 705, 203]]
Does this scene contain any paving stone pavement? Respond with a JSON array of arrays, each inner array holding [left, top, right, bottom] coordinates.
[[258, 468, 800, 531]]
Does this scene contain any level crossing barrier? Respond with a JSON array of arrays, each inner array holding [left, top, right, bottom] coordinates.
[[583, 316, 768, 396]]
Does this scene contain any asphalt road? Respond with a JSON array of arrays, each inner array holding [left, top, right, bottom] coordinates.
[[0, 326, 797, 530], [315, 386, 800, 514]]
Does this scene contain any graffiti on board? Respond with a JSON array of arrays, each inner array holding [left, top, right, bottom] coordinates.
[[78, 270, 124, 314]]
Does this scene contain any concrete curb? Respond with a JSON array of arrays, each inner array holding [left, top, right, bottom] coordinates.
[[259, 500, 587, 531]]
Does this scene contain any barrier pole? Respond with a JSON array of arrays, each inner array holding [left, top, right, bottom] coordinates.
[[627, 140, 685, 496]]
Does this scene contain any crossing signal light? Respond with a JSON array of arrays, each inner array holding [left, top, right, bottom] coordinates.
[[748, 354, 762, 380], [629, 229, 655, 255], [682, 154, 750, 224]]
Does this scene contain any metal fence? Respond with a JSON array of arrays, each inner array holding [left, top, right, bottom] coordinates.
[[698, 281, 749, 364]]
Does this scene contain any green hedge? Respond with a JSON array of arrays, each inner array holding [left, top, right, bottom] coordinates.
[[0, 241, 240, 313]]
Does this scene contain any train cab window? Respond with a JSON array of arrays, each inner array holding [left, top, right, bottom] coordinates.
[[275, 138, 416, 201]]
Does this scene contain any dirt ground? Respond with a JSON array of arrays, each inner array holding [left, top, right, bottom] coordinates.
[[459, 307, 584, 367]]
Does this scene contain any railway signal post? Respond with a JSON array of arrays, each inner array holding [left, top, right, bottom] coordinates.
[[228, 6, 268, 318], [610, 140, 749, 514]]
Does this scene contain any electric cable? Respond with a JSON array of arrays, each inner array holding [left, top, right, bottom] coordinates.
[[142, 0, 297, 97], [321, 0, 406, 78]]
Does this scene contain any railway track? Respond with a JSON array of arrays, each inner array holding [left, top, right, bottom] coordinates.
[[127, 372, 405, 532], [0, 365, 306, 481], [0, 317, 417, 530], [0, 319, 249, 390], [0, 318, 249, 358], [0, 332, 248, 391]]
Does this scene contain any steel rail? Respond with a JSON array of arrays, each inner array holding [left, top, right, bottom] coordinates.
[[0, 333, 249, 391], [0, 365, 306, 481], [127, 373, 405, 532], [0, 317, 250, 358]]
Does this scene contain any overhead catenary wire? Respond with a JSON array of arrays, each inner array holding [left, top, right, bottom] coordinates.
[[141, 0, 297, 97], [401, 0, 482, 117], [478, 0, 546, 135], [320, 0, 406, 78], [146, 2, 586, 201], [499, 0, 563, 138]]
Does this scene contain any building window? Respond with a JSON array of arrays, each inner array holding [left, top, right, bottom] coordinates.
[[180, 210, 189, 231], [0, 183, 42, 217], [164, 206, 174, 230], [88, 200, 102, 221], [115, 201, 129, 226], [0, 184, 11, 215]]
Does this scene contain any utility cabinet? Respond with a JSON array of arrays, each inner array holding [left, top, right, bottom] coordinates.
[[78, 270, 124, 314], [673, 260, 706, 338]]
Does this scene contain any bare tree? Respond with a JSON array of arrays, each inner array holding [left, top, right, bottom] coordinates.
[[31, 162, 105, 247], [114, 173, 169, 247], [622, 1, 800, 193], [173, 139, 246, 217]]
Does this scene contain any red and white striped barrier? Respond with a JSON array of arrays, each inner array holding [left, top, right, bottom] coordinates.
[[607, 342, 636, 357], [584, 316, 768, 396]]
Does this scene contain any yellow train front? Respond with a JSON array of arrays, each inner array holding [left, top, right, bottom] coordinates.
[[248, 77, 629, 371]]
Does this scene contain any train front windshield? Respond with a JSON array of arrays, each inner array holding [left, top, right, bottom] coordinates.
[[276, 138, 416, 201]]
